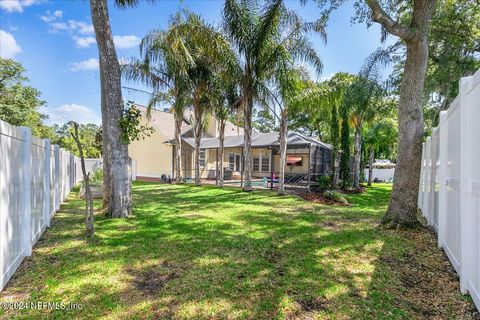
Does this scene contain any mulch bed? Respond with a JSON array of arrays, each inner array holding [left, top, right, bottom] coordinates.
[[302, 193, 350, 206], [340, 185, 367, 194]]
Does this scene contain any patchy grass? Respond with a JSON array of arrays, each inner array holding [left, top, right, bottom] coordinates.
[[0, 182, 478, 319]]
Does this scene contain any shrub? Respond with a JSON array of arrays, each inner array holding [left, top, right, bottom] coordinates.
[[323, 190, 349, 205], [317, 175, 333, 191], [89, 168, 103, 185]]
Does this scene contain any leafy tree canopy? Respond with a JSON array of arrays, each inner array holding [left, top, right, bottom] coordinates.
[[52, 122, 103, 158], [0, 58, 48, 137]]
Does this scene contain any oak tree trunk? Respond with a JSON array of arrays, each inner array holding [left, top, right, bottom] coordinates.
[[174, 113, 183, 183], [243, 96, 253, 191], [366, 0, 436, 228], [368, 146, 374, 186], [278, 109, 288, 195], [382, 38, 428, 227], [353, 126, 362, 188], [219, 120, 226, 187], [90, 0, 131, 218]]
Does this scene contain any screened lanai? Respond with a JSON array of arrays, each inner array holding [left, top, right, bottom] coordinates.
[[179, 131, 334, 191]]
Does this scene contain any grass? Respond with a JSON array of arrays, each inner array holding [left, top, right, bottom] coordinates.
[[0, 182, 477, 319]]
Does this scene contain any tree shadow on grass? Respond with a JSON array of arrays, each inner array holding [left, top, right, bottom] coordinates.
[[2, 182, 476, 319]]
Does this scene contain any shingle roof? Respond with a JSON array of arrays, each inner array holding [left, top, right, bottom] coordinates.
[[182, 132, 332, 150]]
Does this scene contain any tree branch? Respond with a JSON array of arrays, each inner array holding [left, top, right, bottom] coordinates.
[[365, 0, 416, 42]]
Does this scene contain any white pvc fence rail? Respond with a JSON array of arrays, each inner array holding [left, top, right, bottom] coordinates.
[[0, 120, 81, 291], [419, 69, 480, 311]]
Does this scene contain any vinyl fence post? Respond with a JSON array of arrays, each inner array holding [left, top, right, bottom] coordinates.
[[437, 111, 448, 249], [424, 137, 432, 224], [459, 76, 473, 294], [54, 145, 60, 211], [20, 126, 32, 257], [43, 139, 51, 228]]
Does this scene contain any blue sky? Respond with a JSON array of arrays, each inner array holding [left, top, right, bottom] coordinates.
[[0, 0, 393, 125]]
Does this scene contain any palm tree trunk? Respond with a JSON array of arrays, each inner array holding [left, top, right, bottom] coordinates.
[[353, 125, 362, 188], [278, 109, 288, 195], [90, 0, 131, 217], [193, 103, 203, 186], [219, 120, 225, 187], [243, 96, 253, 191], [174, 113, 182, 184], [332, 150, 338, 187], [368, 147, 374, 186]]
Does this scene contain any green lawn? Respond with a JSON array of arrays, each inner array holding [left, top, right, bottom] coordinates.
[[0, 182, 477, 319]]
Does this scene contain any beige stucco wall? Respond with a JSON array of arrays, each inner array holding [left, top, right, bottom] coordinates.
[[204, 113, 217, 137], [195, 147, 310, 178], [274, 153, 309, 175], [128, 130, 173, 178]]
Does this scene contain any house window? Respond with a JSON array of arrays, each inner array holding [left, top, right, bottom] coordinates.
[[199, 149, 206, 167], [228, 153, 235, 170], [261, 156, 270, 172], [253, 156, 260, 171], [235, 154, 241, 172]]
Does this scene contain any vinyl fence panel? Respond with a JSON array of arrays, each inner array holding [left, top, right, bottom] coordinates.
[[0, 121, 27, 291], [0, 119, 80, 291], [418, 69, 480, 311]]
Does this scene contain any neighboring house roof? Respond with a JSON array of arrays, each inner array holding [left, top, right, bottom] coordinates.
[[182, 131, 332, 150]]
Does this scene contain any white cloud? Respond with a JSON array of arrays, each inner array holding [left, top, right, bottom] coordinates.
[[48, 22, 69, 33], [41, 104, 101, 125], [0, 30, 22, 59], [40, 10, 63, 23], [72, 35, 141, 49], [113, 35, 140, 49], [73, 36, 96, 48], [68, 20, 94, 35], [67, 58, 99, 71], [0, 0, 38, 13], [48, 20, 94, 35]]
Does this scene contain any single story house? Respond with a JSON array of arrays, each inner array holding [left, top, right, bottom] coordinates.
[[128, 105, 334, 186]]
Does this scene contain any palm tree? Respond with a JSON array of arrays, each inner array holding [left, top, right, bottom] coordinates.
[[122, 14, 193, 184], [212, 76, 240, 187], [364, 114, 398, 186], [176, 12, 236, 186], [343, 77, 383, 188], [344, 50, 391, 188], [275, 69, 313, 195], [223, 0, 324, 191]]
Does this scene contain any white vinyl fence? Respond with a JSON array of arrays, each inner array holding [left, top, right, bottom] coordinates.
[[419, 69, 480, 311], [0, 120, 81, 291], [364, 168, 395, 182]]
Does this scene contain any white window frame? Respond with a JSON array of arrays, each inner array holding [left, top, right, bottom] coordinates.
[[199, 149, 206, 167], [228, 153, 235, 170], [253, 153, 270, 172], [229, 152, 242, 172], [261, 156, 270, 172]]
